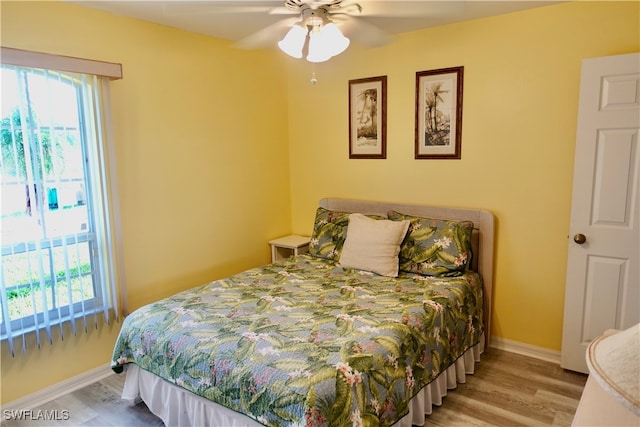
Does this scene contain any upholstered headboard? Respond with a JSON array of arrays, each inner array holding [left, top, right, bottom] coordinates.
[[319, 198, 495, 344]]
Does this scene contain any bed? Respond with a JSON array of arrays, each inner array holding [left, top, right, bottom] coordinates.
[[111, 198, 494, 426]]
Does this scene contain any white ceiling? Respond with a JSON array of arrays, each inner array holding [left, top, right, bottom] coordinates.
[[69, 1, 564, 49]]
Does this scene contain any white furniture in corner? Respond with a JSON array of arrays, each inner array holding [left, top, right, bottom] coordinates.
[[269, 235, 310, 263]]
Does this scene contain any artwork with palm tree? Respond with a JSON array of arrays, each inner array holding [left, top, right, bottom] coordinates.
[[349, 76, 387, 159], [415, 67, 464, 159]]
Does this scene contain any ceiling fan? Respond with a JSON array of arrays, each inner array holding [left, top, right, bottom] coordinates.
[[162, 0, 465, 62], [222, 0, 395, 62], [268, 1, 372, 62]]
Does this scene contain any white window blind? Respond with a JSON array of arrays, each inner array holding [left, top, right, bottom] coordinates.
[[0, 48, 124, 356]]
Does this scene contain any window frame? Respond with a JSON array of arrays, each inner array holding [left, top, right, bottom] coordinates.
[[0, 46, 124, 355]]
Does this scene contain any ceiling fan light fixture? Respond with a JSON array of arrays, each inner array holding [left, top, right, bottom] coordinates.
[[306, 22, 350, 63], [279, 6, 351, 63], [319, 22, 350, 56], [306, 28, 332, 63], [277, 23, 307, 58]]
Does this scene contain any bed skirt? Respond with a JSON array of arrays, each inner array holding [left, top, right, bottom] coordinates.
[[121, 336, 484, 426]]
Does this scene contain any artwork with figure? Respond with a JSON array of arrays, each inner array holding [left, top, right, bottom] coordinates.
[[348, 76, 387, 158], [356, 87, 378, 145]]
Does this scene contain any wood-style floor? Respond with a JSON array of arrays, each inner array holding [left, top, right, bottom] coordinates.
[[2, 347, 587, 427]]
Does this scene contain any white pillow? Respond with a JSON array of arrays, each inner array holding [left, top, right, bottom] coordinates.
[[339, 213, 410, 277]]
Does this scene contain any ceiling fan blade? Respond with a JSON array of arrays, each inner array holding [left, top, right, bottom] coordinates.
[[356, 1, 465, 18], [163, 3, 275, 17], [330, 1, 362, 15], [338, 15, 391, 47], [269, 7, 300, 15], [233, 16, 300, 49]]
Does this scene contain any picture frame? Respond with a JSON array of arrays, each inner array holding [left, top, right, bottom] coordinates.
[[349, 76, 387, 159], [415, 66, 464, 159]]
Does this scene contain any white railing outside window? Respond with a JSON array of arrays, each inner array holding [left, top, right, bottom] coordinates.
[[0, 48, 124, 356]]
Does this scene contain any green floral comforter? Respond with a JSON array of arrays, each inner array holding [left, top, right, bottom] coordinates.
[[111, 254, 483, 427]]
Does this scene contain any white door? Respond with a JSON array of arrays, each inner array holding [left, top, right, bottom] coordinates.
[[561, 52, 640, 373]]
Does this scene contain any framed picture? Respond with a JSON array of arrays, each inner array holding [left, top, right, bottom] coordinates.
[[349, 76, 387, 159], [415, 66, 464, 159]]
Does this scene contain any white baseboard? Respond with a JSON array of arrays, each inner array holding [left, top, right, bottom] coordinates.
[[490, 336, 561, 364], [1, 363, 115, 412]]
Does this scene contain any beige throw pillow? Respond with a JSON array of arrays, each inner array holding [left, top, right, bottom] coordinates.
[[339, 213, 410, 277]]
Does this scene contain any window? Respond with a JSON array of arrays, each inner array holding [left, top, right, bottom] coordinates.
[[0, 48, 123, 356]]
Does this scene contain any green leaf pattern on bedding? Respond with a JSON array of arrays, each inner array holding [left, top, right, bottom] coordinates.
[[387, 211, 474, 277], [111, 255, 483, 427]]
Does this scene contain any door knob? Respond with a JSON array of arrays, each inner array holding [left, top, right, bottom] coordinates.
[[573, 233, 587, 244]]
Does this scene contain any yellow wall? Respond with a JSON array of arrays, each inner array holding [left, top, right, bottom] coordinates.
[[1, 1, 291, 403], [1, 0, 638, 406], [286, 1, 639, 349]]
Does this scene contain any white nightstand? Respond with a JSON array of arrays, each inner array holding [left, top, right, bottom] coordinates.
[[269, 235, 310, 263]]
